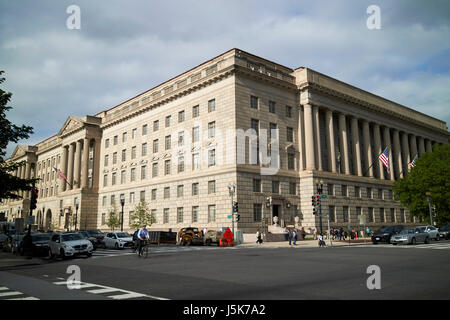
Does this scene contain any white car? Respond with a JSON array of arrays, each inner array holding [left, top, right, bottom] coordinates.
[[419, 225, 440, 241], [102, 232, 134, 249], [49, 232, 93, 259]]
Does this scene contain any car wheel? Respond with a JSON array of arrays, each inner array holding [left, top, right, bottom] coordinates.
[[114, 243, 119, 249], [48, 248, 55, 259], [411, 238, 416, 245], [424, 237, 429, 244], [187, 239, 192, 246], [60, 249, 67, 259], [205, 239, 212, 246], [86, 252, 92, 258], [435, 234, 440, 241]]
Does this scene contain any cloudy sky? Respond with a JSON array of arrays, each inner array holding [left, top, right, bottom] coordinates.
[[1, 0, 449, 157]]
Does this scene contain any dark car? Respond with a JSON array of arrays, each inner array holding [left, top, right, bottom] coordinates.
[[77, 231, 98, 250], [372, 225, 405, 244], [18, 233, 52, 256], [81, 229, 105, 247], [439, 225, 450, 240]]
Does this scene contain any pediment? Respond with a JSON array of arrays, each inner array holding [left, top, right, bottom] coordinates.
[[10, 145, 27, 159], [58, 116, 84, 137]]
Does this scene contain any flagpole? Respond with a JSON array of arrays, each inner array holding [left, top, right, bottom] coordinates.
[[363, 148, 387, 177], [54, 167, 72, 188]]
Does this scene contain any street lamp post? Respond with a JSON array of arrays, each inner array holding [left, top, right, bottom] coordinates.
[[120, 194, 125, 232], [315, 179, 324, 236], [228, 183, 236, 240], [75, 199, 79, 231], [426, 192, 433, 226]]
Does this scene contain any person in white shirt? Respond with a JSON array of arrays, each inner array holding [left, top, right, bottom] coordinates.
[[318, 234, 325, 247]]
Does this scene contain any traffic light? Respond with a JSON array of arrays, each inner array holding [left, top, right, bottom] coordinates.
[[233, 201, 238, 213], [317, 195, 321, 207], [236, 214, 240, 222], [312, 196, 316, 207], [313, 207, 317, 215], [30, 188, 38, 210]]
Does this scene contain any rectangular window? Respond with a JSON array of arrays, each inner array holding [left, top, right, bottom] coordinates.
[[380, 208, 385, 223], [272, 181, 279, 194], [132, 128, 137, 139], [286, 106, 292, 118], [208, 180, 216, 194], [329, 206, 336, 222], [151, 189, 157, 201], [178, 110, 185, 123], [111, 195, 115, 206], [192, 105, 199, 118], [368, 207, 374, 223], [113, 152, 117, 164], [378, 189, 383, 200], [165, 160, 171, 175], [163, 208, 169, 224], [113, 135, 118, 145], [192, 206, 199, 223], [287, 127, 294, 142], [289, 182, 296, 195], [367, 187, 372, 199], [141, 166, 146, 180], [153, 120, 159, 131], [343, 206, 349, 222], [192, 126, 200, 143], [164, 187, 170, 199], [103, 175, 108, 187], [390, 208, 396, 222], [208, 122, 216, 138], [153, 139, 159, 153], [250, 96, 258, 109], [142, 124, 148, 135], [121, 170, 126, 184], [177, 207, 184, 223], [122, 149, 126, 162], [130, 168, 136, 182], [208, 149, 216, 167], [105, 139, 110, 148], [165, 115, 171, 128], [400, 208, 405, 223], [342, 185, 348, 197], [142, 143, 147, 156], [102, 196, 107, 206], [104, 155, 109, 167], [140, 191, 145, 201], [269, 101, 276, 113], [327, 184, 334, 196], [178, 131, 184, 147], [178, 156, 185, 173], [165, 135, 171, 150], [112, 172, 117, 185], [208, 205, 216, 222], [131, 146, 137, 159], [192, 153, 199, 170], [288, 153, 295, 170], [356, 207, 362, 218], [152, 162, 158, 177], [253, 179, 261, 192], [192, 183, 199, 196], [208, 99, 215, 112], [355, 186, 361, 198], [129, 192, 135, 204], [177, 185, 184, 198], [122, 132, 127, 143], [253, 204, 262, 222], [101, 213, 106, 225]]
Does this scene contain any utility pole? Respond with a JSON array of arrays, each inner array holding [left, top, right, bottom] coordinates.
[[426, 192, 434, 226], [228, 183, 236, 241]]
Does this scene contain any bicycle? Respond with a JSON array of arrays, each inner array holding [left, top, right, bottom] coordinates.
[[137, 239, 150, 258]]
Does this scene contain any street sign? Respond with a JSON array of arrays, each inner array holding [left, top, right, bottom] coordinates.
[[223, 227, 233, 242], [26, 216, 35, 225], [227, 215, 232, 219], [321, 194, 328, 199]]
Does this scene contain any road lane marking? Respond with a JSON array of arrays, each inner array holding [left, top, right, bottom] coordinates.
[[108, 292, 146, 300], [7, 297, 40, 300], [87, 288, 123, 294], [0, 291, 23, 297], [0, 287, 9, 291]]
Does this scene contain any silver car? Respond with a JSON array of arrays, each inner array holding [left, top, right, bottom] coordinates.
[[390, 227, 430, 245], [418, 225, 440, 241], [49, 232, 93, 259]]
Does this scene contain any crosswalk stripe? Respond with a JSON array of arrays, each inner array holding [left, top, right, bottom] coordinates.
[[108, 292, 146, 300], [0, 291, 23, 297], [87, 288, 123, 294], [0, 287, 9, 291], [6, 297, 40, 300]]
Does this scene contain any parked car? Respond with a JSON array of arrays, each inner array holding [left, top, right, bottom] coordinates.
[[418, 225, 440, 241], [18, 233, 51, 256], [80, 229, 105, 247], [438, 225, 450, 240], [102, 232, 133, 249], [203, 230, 223, 246], [76, 231, 98, 250], [372, 225, 405, 244], [48, 232, 93, 259], [0, 234, 8, 249], [390, 227, 430, 245]]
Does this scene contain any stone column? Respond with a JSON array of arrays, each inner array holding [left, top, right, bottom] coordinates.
[[373, 124, 384, 180], [339, 114, 350, 175], [313, 106, 323, 171], [297, 106, 305, 171], [383, 127, 395, 181], [362, 120, 373, 177], [410, 135, 418, 160], [325, 110, 336, 173], [82, 138, 90, 188], [351, 118, 362, 176], [74, 140, 82, 188], [303, 104, 316, 171], [393, 129, 403, 179], [425, 139, 432, 153], [61, 146, 68, 191], [67, 143, 75, 190], [418, 137, 426, 155], [401, 132, 411, 176]]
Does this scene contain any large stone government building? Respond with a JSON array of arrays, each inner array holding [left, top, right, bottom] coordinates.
[[1, 49, 449, 235]]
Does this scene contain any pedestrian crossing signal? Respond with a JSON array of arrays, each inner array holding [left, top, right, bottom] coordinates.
[[30, 188, 38, 210]]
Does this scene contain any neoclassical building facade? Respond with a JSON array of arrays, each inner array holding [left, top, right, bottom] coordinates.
[[1, 49, 449, 234]]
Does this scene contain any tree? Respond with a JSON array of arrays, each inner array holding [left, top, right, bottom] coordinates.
[[0, 70, 36, 200], [394, 144, 450, 226], [129, 200, 156, 230], [105, 206, 121, 231]]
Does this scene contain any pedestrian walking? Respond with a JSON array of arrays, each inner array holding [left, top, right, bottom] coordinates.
[[292, 229, 297, 246], [256, 229, 263, 244], [318, 234, 325, 247]]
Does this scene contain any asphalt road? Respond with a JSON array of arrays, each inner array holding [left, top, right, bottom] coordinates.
[[1, 241, 449, 300]]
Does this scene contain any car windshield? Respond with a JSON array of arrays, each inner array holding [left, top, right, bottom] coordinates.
[[418, 227, 426, 232], [78, 232, 89, 238], [378, 226, 394, 233], [61, 233, 83, 241], [116, 233, 130, 238], [87, 230, 102, 235], [440, 226, 450, 231], [32, 234, 51, 242], [400, 229, 414, 235]]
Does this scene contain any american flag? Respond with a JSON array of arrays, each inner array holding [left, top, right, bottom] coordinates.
[[409, 154, 418, 169], [379, 147, 390, 172], [53, 167, 67, 180]]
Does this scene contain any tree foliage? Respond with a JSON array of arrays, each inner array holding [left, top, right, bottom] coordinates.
[[393, 144, 450, 226], [129, 200, 156, 230], [106, 205, 121, 231], [0, 70, 36, 200]]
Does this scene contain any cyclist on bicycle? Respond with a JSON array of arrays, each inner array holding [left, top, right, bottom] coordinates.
[[137, 225, 150, 256]]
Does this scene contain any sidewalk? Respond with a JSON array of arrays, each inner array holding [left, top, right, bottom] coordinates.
[[238, 238, 371, 248], [0, 251, 46, 271]]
